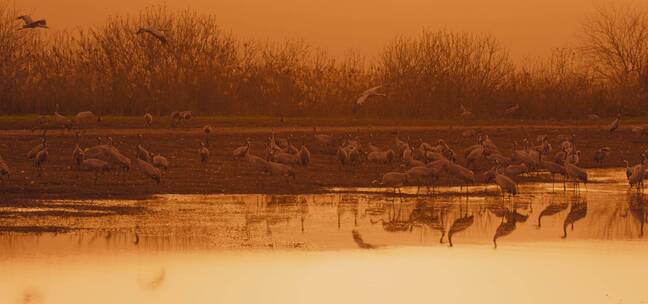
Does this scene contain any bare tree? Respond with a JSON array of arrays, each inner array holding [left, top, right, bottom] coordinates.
[[580, 2, 648, 98]]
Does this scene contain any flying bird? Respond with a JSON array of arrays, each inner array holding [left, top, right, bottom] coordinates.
[[136, 27, 167, 44], [17, 16, 48, 30], [352, 85, 386, 113], [503, 103, 519, 116]]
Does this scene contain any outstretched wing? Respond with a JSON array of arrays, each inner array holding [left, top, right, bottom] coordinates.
[[353, 85, 385, 113], [17, 15, 33, 24], [33, 19, 47, 28], [504, 104, 519, 115], [148, 28, 167, 43], [137, 27, 167, 44], [361, 85, 382, 96], [355, 93, 369, 106]]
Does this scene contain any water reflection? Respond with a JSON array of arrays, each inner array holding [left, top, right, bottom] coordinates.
[[447, 214, 474, 247], [562, 200, 587, 239], [628, 193, 648, 237], [3, 170, 648, 304], [537, 202, 568, 228], [1, 169, 648, 255], [491, 206, 528, 248], [409, 201, 447, 244]]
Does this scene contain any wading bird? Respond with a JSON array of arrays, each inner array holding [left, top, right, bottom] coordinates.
[[608, 113, 621, 133], [144, 113, 153, 126], [136, 135, 152, 163], [135, 153, 161, 185], [202, 125, 213, 135], [265, 161, 296, 183], [79, 158, 111, 183], [313, 127, 335, 147], [74, 111, 101, 131], [34, 143, 48, 177], [624, 160, 637, 181], [199, 141, 210, 164], [0, 153, 9, 181], [298, 139, 311, 166], [152, 154, 170, 171], [233, 139, 251, 160], [27, 131, 47, 159], [593, 147, 610, 167], [53, 104, 75, 131], [565, 157, 588, 191], [372, 172, 409, 195], [494, 162, 518, 198], [628, 154, 647, 191], [72, 132, 85, 170], [539, 154, 566, 191]]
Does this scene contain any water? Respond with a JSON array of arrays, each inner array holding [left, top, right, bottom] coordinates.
[[1, 169, 648, 303]]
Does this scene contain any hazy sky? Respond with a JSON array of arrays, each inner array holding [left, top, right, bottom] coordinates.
[[15, 0, 626, 61]]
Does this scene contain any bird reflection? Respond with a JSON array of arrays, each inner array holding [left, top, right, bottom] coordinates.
[[562, 201, 587, 239], [491, 206, 528, 248], [408, 201, 448, 243], [370, 200, 410, 232], [628, 194, 648, 237], [138, 268, 166, 290], [447, 214, 474, 247], [22, 288, 43, 304], [352, 229, 376, 249], [537, 202, 569, 228], [337, 195, 359, 229]]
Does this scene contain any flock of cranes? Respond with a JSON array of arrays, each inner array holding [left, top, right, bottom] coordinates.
[[0, 107, 640, 201]]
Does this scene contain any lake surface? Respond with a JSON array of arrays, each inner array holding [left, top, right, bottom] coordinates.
[[1, 169, 648, 303]]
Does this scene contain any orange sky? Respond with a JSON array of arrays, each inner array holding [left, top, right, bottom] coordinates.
[[14, 0, 620, 61]]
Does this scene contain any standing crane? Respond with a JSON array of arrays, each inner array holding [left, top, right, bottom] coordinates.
[[608, 113, 621, 133], [0, 153, 9, 182]]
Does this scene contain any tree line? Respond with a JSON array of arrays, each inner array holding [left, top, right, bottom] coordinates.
[[0, 2, 646, 120]]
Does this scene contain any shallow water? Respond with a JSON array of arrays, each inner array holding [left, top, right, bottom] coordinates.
[[1, 169, 648, 303]]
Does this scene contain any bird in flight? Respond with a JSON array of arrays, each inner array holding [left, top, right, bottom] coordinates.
[[503, 103, 519, 116], [136, 27, 167, 44], [17, 15, 48, 30], [352, 85, 386, 113]]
